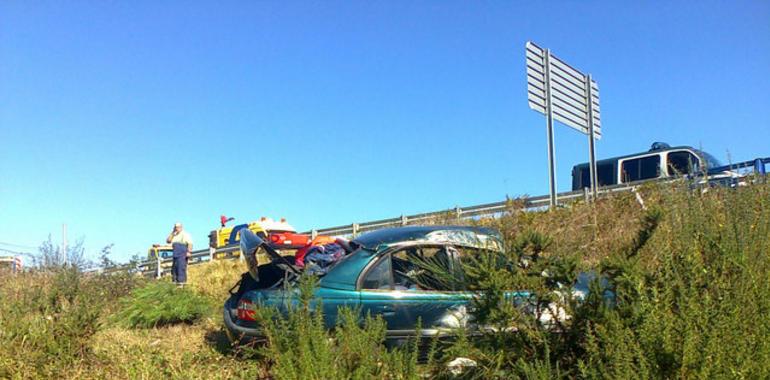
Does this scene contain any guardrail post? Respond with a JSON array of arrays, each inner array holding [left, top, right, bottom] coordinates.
[[352, 223, 360, 237], [583, 187, 590, 203], [311, 229, 318, 240], [156, 255, 161, 279], [455, 206, 462, 220], [401, 215, 408, 226]]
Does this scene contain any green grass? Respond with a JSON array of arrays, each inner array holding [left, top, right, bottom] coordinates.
[[112, 281, 215, 328], [0, 180, 768, 379]]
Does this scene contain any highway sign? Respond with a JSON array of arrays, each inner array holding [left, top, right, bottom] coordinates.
[[526, 42, 601, 138], [525, 41, 603, 205]]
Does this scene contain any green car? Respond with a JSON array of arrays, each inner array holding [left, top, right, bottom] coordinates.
[[224, 225, 573, 344]]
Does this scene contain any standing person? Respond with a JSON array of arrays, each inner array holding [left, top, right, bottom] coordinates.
[[166, 222, 193, 284]]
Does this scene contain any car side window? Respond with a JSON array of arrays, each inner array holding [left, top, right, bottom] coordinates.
[[622, 155, 661, 182], [667, 151, 700, 176], [361, 254, 392, 290], [392, 246, 460, 291]]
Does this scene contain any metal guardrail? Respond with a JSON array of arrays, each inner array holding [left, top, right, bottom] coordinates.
[[113, 184, 637, 278], [102, 157, 767, 278], [302, 185, 630, 237]]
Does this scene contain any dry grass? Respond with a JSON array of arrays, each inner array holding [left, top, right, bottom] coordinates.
[[186, 259, 245, 303], [64, 321, 260, 380]]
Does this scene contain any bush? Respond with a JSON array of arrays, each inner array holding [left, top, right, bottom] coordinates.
[[113, 281, 214, 328], [0, 268, 142, 377], [255, 275, 425, 379], [431, 181, 770, 379]]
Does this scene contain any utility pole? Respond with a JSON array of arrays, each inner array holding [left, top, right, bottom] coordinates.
[[62, 223, 67, 266]]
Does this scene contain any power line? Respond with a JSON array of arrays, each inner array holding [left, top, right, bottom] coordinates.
[[0, 248, 32, 256], [0, 241, 37, 250]]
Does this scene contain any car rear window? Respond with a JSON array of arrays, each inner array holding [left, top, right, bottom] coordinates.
[[361, 254, 392, 290]]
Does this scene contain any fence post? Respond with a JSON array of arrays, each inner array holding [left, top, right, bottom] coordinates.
[[352, 223, 360, 237], [584, 187, 590, 203], [401, 215, 408, 226], [455, 206, 462, 221], [156, 254, 162, 279]]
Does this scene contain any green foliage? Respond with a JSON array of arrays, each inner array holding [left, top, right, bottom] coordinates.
[[0, 267, 142, 377], [255, 275, 425, 379], [439, 182, 770, 379], [113, 281, 214, 328]]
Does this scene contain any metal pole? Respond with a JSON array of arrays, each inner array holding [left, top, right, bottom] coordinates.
[[62, 224, 67, 266], [585, 74, 598, 199], [543, 49, 558, 207]]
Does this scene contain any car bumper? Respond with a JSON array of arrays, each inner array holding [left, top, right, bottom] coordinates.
[[222, 296, 266, 343]]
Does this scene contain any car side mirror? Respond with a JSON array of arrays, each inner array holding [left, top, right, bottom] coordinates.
[[240, 229, 265, 282]]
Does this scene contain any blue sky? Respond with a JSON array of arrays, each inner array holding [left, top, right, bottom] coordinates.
[[1, 1, 769, 262]]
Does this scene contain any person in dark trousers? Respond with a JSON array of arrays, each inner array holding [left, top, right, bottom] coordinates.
[[166, 222, 193, 284]]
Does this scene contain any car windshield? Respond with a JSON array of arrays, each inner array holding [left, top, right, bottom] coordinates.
[[697, 150, 723, 168]]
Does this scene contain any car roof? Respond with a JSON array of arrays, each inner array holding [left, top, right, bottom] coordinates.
[[319, 225, 504, 291], [351, 225, 503, 251], [572, 144, 722, 171]]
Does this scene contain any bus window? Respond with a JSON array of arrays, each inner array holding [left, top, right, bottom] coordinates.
[[597, 163, 615, 186], [622, 156, 661, 182], [573, 162, 616, 190], [579, 167, 590, 189], [667, 151, 700, 175]]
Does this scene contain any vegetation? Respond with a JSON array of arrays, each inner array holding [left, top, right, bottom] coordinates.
[[253, 275, 425, 379], [112, 281, 213, 328], [0, 180, 767, 379]]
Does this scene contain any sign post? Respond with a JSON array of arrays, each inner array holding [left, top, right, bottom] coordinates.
[[585, 74, 598, 199], [543, 49, 558, 206], [526, 42, 602, 205]]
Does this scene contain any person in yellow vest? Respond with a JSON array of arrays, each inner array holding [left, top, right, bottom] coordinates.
[[166, 222, 193, 284]]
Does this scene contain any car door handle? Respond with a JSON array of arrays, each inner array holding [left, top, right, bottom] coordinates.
[[376, 305, 395, 316]]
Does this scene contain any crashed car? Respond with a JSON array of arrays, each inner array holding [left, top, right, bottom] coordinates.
[[224, 225, 590, 344]]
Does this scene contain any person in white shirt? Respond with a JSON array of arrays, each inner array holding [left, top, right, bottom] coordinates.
[[166, 222, 193, 284]]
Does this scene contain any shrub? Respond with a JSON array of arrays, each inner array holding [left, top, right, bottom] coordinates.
[[0, 267, 142, 377], [113, 281, 214, 328], [431, 181, 770, 379], [255, 275, 425, 379]]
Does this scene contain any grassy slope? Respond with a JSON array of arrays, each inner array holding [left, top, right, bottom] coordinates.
[[1, 181, 768, 379]]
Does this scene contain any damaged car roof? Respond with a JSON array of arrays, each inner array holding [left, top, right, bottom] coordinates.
[[352, 225, 504, 252]]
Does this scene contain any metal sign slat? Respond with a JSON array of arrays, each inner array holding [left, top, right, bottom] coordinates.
[[551, 77, 587, 103], [552, 97, 589, 126], [552, 106, 589, 131], [551, 83, 590, 113], [549, 57, 587, 86], [550, 64, 587, 92], [526, 51, 544, 65], [526, 65, 545, 81], [528, 100, 546, 114], [525, 41, 544, 56], [528, 85, 547, 102]]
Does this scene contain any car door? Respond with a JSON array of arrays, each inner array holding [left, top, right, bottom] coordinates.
[[358, 245, 473, 337]]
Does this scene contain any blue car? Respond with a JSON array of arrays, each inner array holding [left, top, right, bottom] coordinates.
[[224, 225, 587, 344]]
